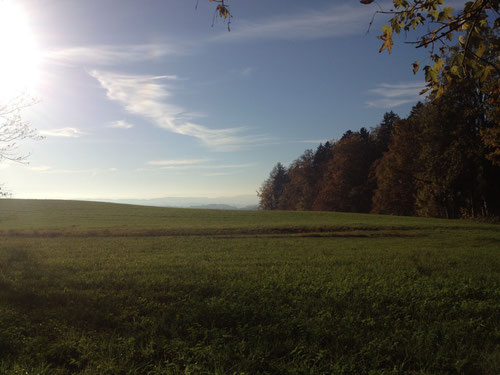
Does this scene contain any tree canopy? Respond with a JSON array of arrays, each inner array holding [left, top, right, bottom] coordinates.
[[258, 81, 500, 218], [365, 0, 499, 102]]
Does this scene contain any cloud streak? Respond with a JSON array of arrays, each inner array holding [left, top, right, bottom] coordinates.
[[156, 163, 254, 171], [212, 3, 380, 42], [147, 159, 210, 166], [366, 82, 425, 108], [25, 165, 118, 175], [44, 2, 381, 70], [90, 70, 267, 150], [107, 120, 134, 129], [139, 160, 254, 173], [39, 127, 86, 138], [45, 43, 185, 66]]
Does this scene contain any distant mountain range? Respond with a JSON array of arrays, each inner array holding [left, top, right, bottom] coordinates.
[[100, 195, 259, 210]]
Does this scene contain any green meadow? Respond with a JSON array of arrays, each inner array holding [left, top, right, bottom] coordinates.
[[0, 199, 498, 374]]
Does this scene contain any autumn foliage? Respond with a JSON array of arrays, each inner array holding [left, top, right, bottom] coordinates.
[[258, 81, 500, 218]]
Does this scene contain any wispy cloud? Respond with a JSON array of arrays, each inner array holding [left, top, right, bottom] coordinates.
[[139, 161, 254, 172], [45, 43, 185, 66], [90, 70, 267, 150], [25, 165, 118, 175], [366, 82, 425, 108], [147, 159, 210, 166], [158, 163, 254, 171], [27, 165, 52, 172], [212, 3, 379, 42], [107, 120, 134, 129], [39, 127, 86, 138]]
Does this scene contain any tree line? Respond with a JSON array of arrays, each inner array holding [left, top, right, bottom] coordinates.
[[258, 78, 500, 219]]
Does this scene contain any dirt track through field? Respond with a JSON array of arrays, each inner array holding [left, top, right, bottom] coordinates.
[[0, 226, 426, 239]]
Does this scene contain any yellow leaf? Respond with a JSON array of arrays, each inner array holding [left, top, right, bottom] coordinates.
[[412, 61, 420, 74], [476, 43, 486, 58], [434, 86, 445, 99], [377, 27, 393, 53], [378, 37, 393, 53]]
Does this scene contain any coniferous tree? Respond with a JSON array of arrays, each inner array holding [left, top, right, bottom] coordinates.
[[257, 162, 289, 210], [371, 111, 399, 157], [280, 150, 316, 210], [310, 141, 334, 210]]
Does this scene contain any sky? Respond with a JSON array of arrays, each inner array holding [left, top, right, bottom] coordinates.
[[0, 0, 440, 202]]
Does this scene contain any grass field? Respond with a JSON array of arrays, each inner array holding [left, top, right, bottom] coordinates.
[[0, 199, 499, 374]]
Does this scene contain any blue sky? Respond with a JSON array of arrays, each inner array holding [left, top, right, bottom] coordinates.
[[1, 0, 437, 201]]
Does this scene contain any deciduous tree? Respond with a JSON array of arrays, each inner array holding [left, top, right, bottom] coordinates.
[[413, 78, 498, 218], [364, 0, 499, 100], [372, 107, 423, 216], [0, 95, 38, 163], [314, 130, 376, 212]]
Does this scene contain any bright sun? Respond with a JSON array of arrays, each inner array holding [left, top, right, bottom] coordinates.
[[0, 1, 40, 101]]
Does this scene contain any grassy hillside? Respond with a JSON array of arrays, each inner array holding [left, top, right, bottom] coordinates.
[[0, 199, 498, 374], [1, 199, 495, 232]]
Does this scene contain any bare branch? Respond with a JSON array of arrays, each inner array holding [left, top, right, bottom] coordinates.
[[0, 94, 41, 165]]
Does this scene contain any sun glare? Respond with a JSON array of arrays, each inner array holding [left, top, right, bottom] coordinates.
[[0, 1, 40, 101]]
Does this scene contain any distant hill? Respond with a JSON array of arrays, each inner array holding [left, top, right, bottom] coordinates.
[[100, 195, 258, 209]]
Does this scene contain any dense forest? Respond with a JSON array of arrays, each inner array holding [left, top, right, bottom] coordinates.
[[258, 79, 500, 219]]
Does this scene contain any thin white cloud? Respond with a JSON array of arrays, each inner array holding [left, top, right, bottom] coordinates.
[[26, 166, 118, 175], [45, 43, 185, 66], [139, 161, 254, 172], [369, 82, 425, 98], [107, 120, 134, 129], [27, 165, 52, 172], [212, 3, 380, 42], [366, 81, 425, 108], [158, 163, 254, 171], [201, 172, 234, 177], [90, 70, 267, 150], [39, 127, 86, 138], [147, 159, 210, 166], [210, 1, 467, 44]]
